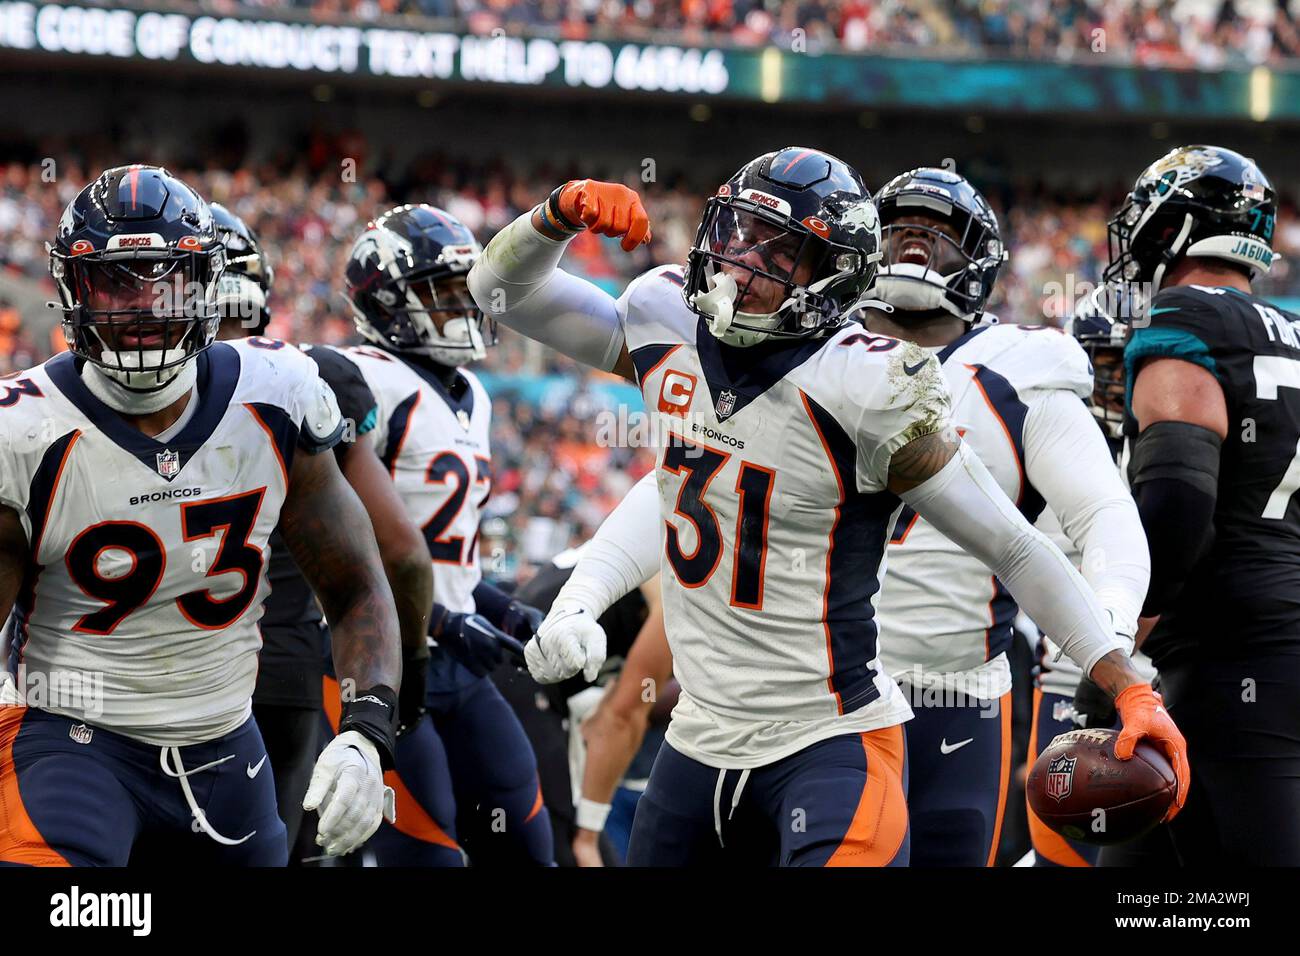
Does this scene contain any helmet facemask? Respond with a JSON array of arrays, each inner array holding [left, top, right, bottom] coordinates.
[[355, 266, 496, 367], [873, 202, 1002, 322], [51, 245, 224, 392], [686, 197, 865, 347]]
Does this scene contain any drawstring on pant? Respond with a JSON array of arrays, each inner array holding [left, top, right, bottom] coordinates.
[[159, 747, 256, 846]]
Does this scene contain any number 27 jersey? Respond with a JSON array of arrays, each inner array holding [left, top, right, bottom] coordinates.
[[335, 346, 492, 614]]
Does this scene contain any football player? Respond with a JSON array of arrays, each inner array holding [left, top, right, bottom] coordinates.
[[1112, 145, 1300, 865], [860, 168, 1151, 867], [327, 204, 553, 866], [0, 166, 400, 866], [467, 148, 1187, 865], [209, 202, 434, 859]]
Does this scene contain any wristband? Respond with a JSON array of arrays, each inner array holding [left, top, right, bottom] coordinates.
[[575, 797, 612, 832], [339, 683, 399, 771], [544, 184, 584, 234]]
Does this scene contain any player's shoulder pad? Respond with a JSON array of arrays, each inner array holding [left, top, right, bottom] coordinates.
[[1125, 285, 1232, 381], [796, 326, 951, 440], [302, 344, 379, 438], [0, 359, 87, 531], [228, 337, 346, 454], [954, 323, 1092, 399], [618, 264, 692, 350]]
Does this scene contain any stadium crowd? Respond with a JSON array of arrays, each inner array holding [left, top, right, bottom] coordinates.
[[2, 146, 1297, 566], [183, 0, 1300, 65]]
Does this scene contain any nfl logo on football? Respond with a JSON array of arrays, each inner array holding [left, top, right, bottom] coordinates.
[[1046, 753, 1077, 802], [156, 449, 180, 478]]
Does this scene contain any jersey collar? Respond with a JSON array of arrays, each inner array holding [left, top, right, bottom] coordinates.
[[44, 343, 242, 482]]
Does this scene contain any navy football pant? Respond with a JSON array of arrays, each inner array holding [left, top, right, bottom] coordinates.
[[0, 706, 286, 866], [627, 726, 908, 867], [324, 671, 553, 866], [904, 688, 1012, 867], [1028, 689, 1099, 867]]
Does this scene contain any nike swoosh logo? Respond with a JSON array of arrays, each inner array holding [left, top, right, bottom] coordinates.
[[939, 737, 974, 755], [903, 360, 927, 376], [246, 755, 268, 779]]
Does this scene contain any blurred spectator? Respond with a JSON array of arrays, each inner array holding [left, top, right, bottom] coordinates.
[[175, 0, 1300, 66]]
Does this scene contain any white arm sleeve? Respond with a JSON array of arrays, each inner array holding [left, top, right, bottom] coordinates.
[[555, 471, 661, 617], [901, 442, 1124, 677], [467, 212, 626, 371], [1025, 390, 1149, 648]]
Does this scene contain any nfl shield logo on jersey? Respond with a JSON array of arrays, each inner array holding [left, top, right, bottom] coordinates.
[[456, 409, 471, 431], [716, 389, 737, 419], [68, 723, 94, 745], [156, 449, 180, 479], [1045, 753, 1077, 802]]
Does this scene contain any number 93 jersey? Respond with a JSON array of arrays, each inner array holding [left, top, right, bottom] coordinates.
[[1126, 284, 1300, 663], [0, 338, 344, 746], [620, 266, 952, 769], [333, 346, 492, 614]]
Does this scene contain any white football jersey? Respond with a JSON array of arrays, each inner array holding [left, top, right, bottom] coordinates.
[[336, 345, 492, 614], [621, 266, 953, 769], [875, 323, 1091, 698], [0, 338, 343, 745]]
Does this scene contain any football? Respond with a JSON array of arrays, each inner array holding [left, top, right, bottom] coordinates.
[[1027, 727, 1177, 846]]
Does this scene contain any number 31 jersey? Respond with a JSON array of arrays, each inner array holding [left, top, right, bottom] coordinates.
[[621, 266, 953, 769], [1126, 284, 1300, 665], [0, 339, 344, 745], [335, 345, 492, 615]]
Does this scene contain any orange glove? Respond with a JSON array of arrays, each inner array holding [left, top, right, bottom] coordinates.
[[555, 180, 652, 252], [1114, 683, 1190, 821]]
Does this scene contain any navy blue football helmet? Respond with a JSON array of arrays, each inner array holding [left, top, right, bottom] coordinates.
[[1066, 288, 1129, 438], [684, 147, 882, 347], [48, 165, 225, 391], [344, 204, 493, 366], [210, 201, 273, 335], [867, 167, 1006, 323]]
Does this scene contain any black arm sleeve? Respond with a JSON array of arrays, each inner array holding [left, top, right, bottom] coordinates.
[[1129, 420, 1221, 616]]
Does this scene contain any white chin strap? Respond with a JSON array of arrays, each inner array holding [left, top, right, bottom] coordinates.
[[871, 264, 967, 319], [409, 315, 487, 367], [82, 350, 198, 414], [691, 271, 783, 348]]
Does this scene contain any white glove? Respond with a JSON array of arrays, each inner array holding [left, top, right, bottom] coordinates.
[[302, 730, 396, 856], [525, 601, 607, 684]]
